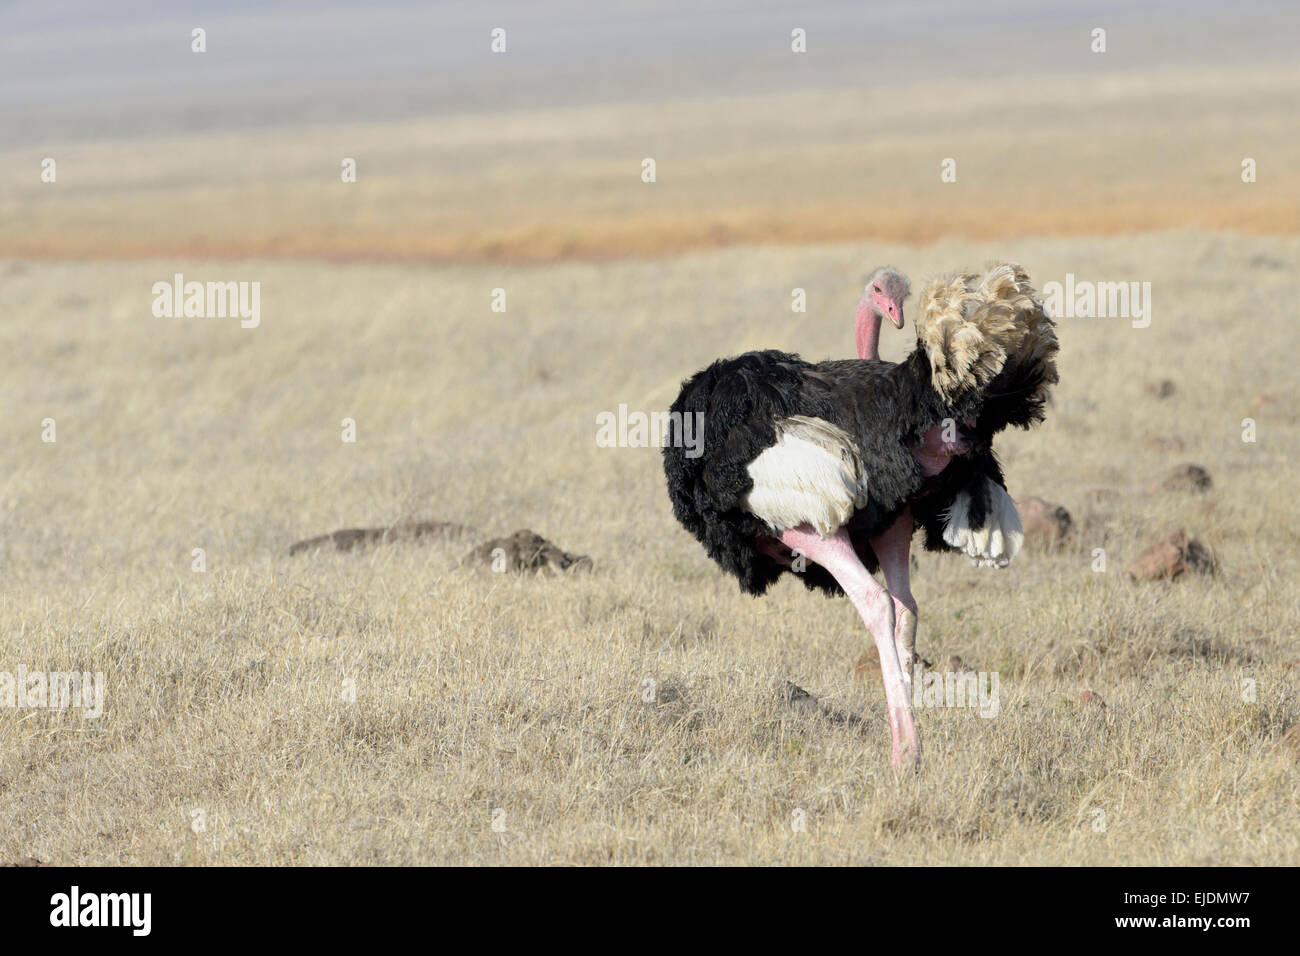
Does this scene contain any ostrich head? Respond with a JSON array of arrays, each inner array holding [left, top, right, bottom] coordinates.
[[856, 266, 911, 360]]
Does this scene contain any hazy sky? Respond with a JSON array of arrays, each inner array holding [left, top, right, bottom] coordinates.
[[3, 0, 1295, 142]]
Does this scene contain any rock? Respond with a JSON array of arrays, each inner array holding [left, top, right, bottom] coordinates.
[[1015, 496, 1072, 547], [3, 857, 51, 867], [1125, 530, 1216, 581], [1160, 463, 1212, 493], [1249, 393, 1276, 410], [289, 519, 473, 556], [1080, 690, 1106, 707], [1145, 380, 1177, 399], [460, 529, 593, 575]]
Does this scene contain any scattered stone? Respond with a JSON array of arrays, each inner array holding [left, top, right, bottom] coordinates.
[[1125, 530, 1216, 581], [1015, 496, 1072, 547], [289, 519, 473, 556], [1161, 463, 1213, 493], [1080, 690, 1106, 708], [3, 857, 50, 867], [1145, 379, 1177, 399], [460, 529, 593, 575]]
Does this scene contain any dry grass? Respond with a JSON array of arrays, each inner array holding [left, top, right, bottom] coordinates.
[[2, 230, 1298, 865]]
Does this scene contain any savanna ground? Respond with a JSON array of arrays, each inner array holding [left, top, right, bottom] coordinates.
[[2, 1, 1298, 865], [4, 231, 1298, 865]]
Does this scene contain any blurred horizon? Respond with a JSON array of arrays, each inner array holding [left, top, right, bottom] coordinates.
[[6, 0, 1298, 136], [2, 0, 1297, 262]]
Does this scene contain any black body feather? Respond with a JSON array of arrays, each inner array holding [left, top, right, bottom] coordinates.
[[663, 343, 1042, 597]]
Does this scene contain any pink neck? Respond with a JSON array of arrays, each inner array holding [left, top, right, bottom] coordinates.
[[855, 297, 882, 360]]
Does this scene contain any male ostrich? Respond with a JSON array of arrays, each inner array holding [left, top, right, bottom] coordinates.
[[662, 264, 1059, 767]]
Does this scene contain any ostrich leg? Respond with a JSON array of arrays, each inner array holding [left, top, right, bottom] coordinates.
[[870, 509, 919, 694], [780, 525, 920, 768]]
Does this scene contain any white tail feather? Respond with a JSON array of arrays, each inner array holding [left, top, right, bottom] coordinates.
[[942, 481, 1023, 567]]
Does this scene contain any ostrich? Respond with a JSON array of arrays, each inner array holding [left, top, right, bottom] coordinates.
[[662, 264, 1059, 767], [842, 266, 1008, 686]]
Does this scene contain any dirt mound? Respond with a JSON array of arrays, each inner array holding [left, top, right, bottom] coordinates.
[[1015, 496, 1072, 548], [459, 529, 593, 575], [289, 520, 592, 577], [1125, 530, 1216, 581], [288, 520, 473, 556]]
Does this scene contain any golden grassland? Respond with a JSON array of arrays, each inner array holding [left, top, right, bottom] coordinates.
[[4, 65, 1298, 265], [2, 230, 1298, 865]]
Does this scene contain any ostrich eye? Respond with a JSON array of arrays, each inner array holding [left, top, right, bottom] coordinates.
[[872, 284, 881, 292]]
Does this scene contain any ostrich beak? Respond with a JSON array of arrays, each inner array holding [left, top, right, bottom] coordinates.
[[870, 292, 905, 329], [880, 299, 904, 329]]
